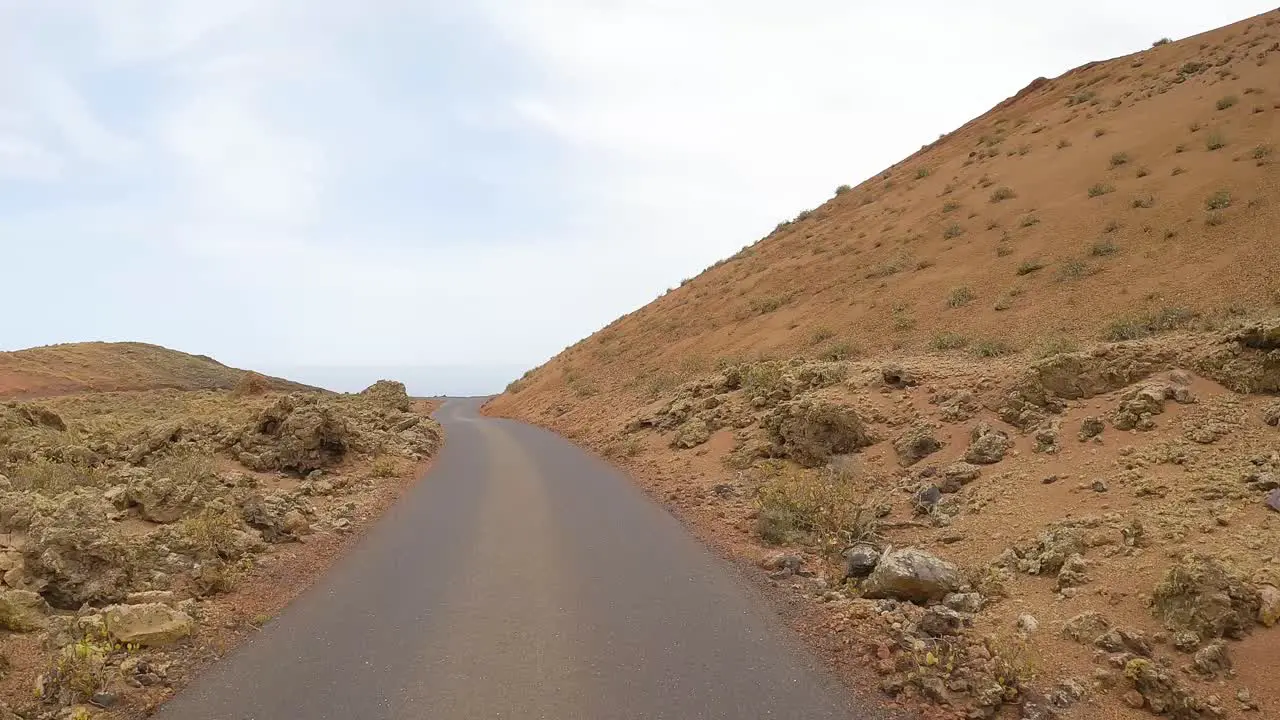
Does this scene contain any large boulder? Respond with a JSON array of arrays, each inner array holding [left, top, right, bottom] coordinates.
[[0, 589, 49, 631], [234, 395, 352, 475], [359, 380, 412, 412], [762, 399, 873, 467], [22, 491, 135, 608], [862, 547, 960, 604], [1152, 554, 1260, 640], [103, 603, 194, 646]]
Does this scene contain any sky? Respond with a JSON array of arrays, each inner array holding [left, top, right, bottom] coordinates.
[[0, 0, 1272, 395]]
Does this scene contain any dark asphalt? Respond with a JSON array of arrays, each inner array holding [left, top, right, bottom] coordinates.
[[154, 398, 873, 719]]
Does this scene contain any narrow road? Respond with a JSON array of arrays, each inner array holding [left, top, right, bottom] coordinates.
[[156, 399, 873, 719]]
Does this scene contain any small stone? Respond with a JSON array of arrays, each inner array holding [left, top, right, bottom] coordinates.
[[1267, 489, 1280, 513], [943, 592, 984, 613], [1258, 585, 1280, 627], [1079, 416, 1106, 442], [1173, 630, 1201, 652], [90, 692, 119, 708], [920, 605, 965, 636], [1123, 690, 1146, 709], [1091, 480, 1109, 493], [1193, 640, 1231, 676], [1042, 475, 1059, 485], [1016, 614, 1040, 635]]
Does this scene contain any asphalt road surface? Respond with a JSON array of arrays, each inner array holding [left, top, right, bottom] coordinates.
[[155, 398, 873, 719]]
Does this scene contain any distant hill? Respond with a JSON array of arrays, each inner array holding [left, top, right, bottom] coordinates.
[[0, 342, 320, 399]]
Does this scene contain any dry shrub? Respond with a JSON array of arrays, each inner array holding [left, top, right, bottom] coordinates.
[[370, 455, 405, 478], [754, 462, 883, 553], [10, 458, 106, 494]]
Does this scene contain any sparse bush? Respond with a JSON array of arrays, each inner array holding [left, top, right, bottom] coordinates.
[[1175, 143, 1188, 153], [835, 184, 853, 195], [971, 339, 1014, 358], [1091, 238, 1119, 256], [808, 326, 836, 345], [1205, 130, 1227, 150], [989, 186, 1016, 203], [1101, 219, 1121, 234], [1136, 166, 1150, 178], [1109, 151, 1129, 168], [1171, 166, 1186, 176], [915, 167, 931, 180], [942, 200, 961, 213], [748, 295, 788, 315], [370, 455, 404, 478], [10, 459, 106, 495], [1152, 37, 1171, 47], [1067, 91, 1096, 106], [1216, 95, 1238, 111], [1094, 127, 1108, 138], [1255, 144, 1274, 161], [930, 332, 970, 350], [181, 507, 246, 562], [1019, 215, 1040, 228], [1031, 335, 1080, 358], [996, 244, 1013, 257], [1131, 195, 1154, 208], [942, 223, 965, 239], [1056, 258, 1093, 281], [1189, 121, 1202, 133], [1016, 259, 1045, 275], [1057, 138, 1072, 149], [818, 341, 858, 362], [994, 295, 1013, 311], [946, 286, 975, 308], [1104, 307, 1197, 340], [1205, 212, 1225, 227], [1206, 190, 1231, 210], [1087, 183, 1115, 198]]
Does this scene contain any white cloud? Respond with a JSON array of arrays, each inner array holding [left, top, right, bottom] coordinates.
[[0, 135, 62, 180]]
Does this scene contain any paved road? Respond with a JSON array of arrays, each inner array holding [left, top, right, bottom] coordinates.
[[156, 398, 871, 719]]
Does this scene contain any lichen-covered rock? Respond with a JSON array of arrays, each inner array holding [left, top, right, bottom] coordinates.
[[938, 462, 981, 493], [1112, 382, 1194, 431], [762, 399, 873, 467], [234, 395, 352, 474], [124, 470, 212, 524], [0, 589, 49, 631], [670, 418, 711, 449], [862, 547, 960, 604], [22, 491, 136, 608], [881, 364, 918, 388], [1191, 640, 1230, 677], [1008, 525, 1086, 575], [1056, 553, 1090, 590], [892, 422, 942, 466], [359, 380, 412, 411], [1095, 627, 1152, 656], [1152, 554, 1260, 639], [1264, 401, 1280, 427], [234, 489, 304, 544], [1078, 416, 1105, 441], [1062, 611, 1111, 643], [919, 605, 965, 636], [842, 544, 881, 579], [964, 422, 1011, 465], [104, 603, 194, 646], [1123, 658, 1205, 718], [1032, 421, 1059, 454]]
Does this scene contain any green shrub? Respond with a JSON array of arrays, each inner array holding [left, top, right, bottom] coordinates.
[[915, 167, 931, 179], [755, 464, 881, 549], [1109, 151, 1129, 168], [943, 223, 965, 239], [835, 184, 853, 195], [1205, 190, 1231, 210], [930, 332, 970, 350], [972, 339, 1015, 358], [1087, 183, 1115, 198], [942, 200, 961, 213], [1131, 195, 1154, 208]]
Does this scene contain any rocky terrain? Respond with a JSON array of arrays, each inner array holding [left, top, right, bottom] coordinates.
[[486, 9, 1280, 720], [0, 376, 440, 719]]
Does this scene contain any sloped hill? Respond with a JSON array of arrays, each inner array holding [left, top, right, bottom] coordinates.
[[0, 341, 318, 399], [485, 10, 1280, 719], [490, 9, 1279, 426]]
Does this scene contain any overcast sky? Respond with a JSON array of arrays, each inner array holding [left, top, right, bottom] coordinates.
[[0, 1, 1271, 394]]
